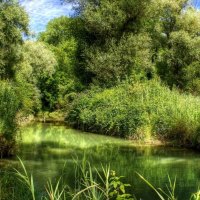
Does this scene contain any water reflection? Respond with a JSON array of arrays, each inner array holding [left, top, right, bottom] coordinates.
[[1, 123, 200, 200]]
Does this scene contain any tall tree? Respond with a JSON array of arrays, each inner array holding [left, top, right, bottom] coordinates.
[[151, 2, 200, 91], [66, 0, 154, 87], [65, 0, 200, 93], [16, 41, 57, 112], [0, 0, 29, 157], [0, 0, 29, 79], [39, 16, 83, 110]]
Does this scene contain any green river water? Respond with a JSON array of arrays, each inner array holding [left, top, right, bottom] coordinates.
[[0, 123, 200, 200]]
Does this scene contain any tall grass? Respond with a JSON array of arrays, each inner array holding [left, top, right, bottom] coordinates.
[[72, 158, 133, 200], [137, 173, 200, 200], [15, 157, 36, 200], [0, 159, 199, 200], [45, 178, 67, 200], [137, 173, 177, 200], [190, 190, 200, 200], [0, 81, 21, 157], [1, 158, 134, 200], [66, 80, 200, 148]]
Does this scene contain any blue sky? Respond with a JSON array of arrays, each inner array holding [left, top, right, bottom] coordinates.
[[19, 0, 72, 35], [193, 0, 200, 8]]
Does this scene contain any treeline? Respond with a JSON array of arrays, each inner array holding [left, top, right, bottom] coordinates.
[[1, 0, 200, 156], [37, 0, 200, 108], [0, 1, 58, 156], [62, 0, 200, 147]]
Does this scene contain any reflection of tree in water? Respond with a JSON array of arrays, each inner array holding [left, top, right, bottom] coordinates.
[[1, 123, 199, 200]]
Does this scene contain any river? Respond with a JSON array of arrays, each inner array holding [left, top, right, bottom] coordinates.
[[0, 123, 200, 200]]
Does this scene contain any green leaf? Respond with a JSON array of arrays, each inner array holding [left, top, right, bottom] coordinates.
[[120, 185, 125, 194]]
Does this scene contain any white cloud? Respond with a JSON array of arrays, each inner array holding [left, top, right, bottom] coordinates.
[[19, 0, 72, 35]]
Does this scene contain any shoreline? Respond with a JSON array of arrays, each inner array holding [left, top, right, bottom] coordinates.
[[14, 111, 200, 153]]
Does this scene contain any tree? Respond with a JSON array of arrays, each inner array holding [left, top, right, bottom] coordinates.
[[0, 0, 29, 79], [0, 0, 29, 157], [65, 0, 200, 92], [85, 33, 154, 87], [16, 41, 57, 112], [65, 0, 153, 87], [19, 41, 56, 83], [154, 4, 200, 91], [39, 16, 83, 110]]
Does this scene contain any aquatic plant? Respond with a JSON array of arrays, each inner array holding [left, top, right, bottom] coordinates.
[[137, 172, 200, 200], [45, 178, 67, 200], [137, 173, 177, 200], [15, 158, 36, 200], [190, 190, 200, 200], [72, 160, 134, 200], [0, 158, 199, 200]]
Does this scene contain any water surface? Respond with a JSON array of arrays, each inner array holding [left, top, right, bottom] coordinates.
[[1, 123, 200, 200]]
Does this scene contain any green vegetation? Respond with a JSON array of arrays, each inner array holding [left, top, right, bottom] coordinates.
[[0, 159, 199, 200], [67, 80, 200, 147], [61, 0, 200, 149], [0, 81, 21, 157], [1, 0, 200, 199], [38, 16, 83, 110], [0, 0, 28, 80], [17, 41, 57, 112], [1, 0, 200, 154], [0, 0, 29, 157]]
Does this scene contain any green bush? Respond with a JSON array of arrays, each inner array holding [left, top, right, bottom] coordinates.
[[0, 81, 20, 139], [0, 81, 21, 157], [66, 80, 200, 147]]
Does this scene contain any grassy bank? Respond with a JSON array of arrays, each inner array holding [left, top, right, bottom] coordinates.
[[66, 80, 200, 149]]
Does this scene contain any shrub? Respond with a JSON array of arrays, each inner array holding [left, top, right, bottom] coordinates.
[[66, 80, 200, 147], [0, 81, 21, 157]]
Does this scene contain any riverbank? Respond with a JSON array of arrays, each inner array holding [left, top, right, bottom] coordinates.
[[13, 83, 200, 152], [66, 81, 200, 151], [19, 118, 199, 151], [17, 121, 199, 152]]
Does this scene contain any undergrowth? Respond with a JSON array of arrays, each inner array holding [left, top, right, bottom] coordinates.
[[66, 80, 200, 148]]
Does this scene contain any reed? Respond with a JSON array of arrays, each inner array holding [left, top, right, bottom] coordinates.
[[0, 158, 199, 200], [66, 80, 200, 148]]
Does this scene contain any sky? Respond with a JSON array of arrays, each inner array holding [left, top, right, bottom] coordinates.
[[19, 0, 200, 36], [19, 0, 72, 35], [193, 0, 200, 8]]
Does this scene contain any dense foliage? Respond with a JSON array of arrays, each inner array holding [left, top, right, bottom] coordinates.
[[61, 0, 200, 148], [67, 81, 200, 147], [0, 0, 28, 79], [17, 41, 57, 111], [1, 1, 200, 200], [1, 0, 200, 156], [0, 0, 29, 157], [65, 0, 200, 91], [0, 82, 20, 139], [39, 17, 83, 110]]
